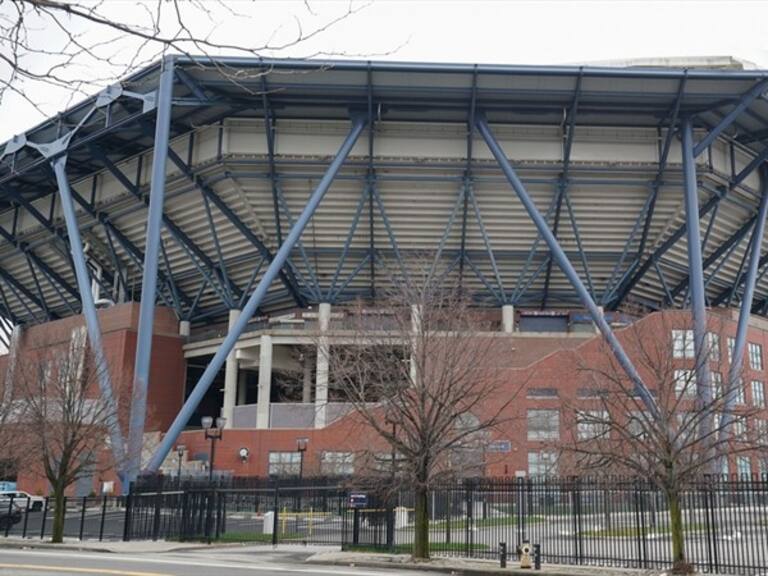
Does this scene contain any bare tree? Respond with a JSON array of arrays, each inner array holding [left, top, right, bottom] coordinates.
[[0, 1, 386, 117], [13, 327, 126, 543], [328, 272, 522, 559], [557, 312, 768, 573]]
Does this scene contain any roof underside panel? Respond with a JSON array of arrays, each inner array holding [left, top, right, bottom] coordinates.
[[1, 58, 768, 327]]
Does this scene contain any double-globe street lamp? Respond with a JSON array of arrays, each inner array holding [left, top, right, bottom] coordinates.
[[201, 416, 226, 483]]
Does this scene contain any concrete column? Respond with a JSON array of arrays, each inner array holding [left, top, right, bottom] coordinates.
[[256, 335, 272, 429], [179, 320, 191, 337], [315, 303, 331, 428], [237, 370, 248, 406], [2, 326, 21, 404], [302, 353, 313, 403], [221, 309, 241, 428], [502, 304, 515, 333], [410, 304, 422, 383]]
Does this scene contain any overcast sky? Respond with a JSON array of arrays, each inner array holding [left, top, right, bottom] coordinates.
[[1, 0, 768, 143]]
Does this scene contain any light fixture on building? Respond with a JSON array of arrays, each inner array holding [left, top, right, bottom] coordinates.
[[238, 447, 250, 463]]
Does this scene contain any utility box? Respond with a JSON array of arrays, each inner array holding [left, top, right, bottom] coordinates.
[[262, 511, 275, 535]]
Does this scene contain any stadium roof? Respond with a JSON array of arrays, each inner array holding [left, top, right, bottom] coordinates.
[[1, 56, 768, 330]]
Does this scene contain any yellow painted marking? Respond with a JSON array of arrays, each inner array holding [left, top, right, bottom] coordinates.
[[0, 562, 170, 576]]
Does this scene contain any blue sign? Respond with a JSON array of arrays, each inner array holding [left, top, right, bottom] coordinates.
[[349, 493, 368, 508], [487, 440, 512, 453]]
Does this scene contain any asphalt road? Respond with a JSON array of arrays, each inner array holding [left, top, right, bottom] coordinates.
[[0, 548, 435, 576]]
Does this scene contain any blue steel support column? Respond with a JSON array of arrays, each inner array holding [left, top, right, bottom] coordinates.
[[126, 56, 175, 484], [476, 115, 660, 418], [681, 117, 713, 437], [146, 115, 367, 472], [722, 166, 768, 443], [51, 157, 127, 475]]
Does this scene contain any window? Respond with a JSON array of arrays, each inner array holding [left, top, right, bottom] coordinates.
[[526, 388, 559, 399], [527, 410, 560, 441], [320, 452, 354, 476], [756, 419, 768, 440], [707, 332, 721, 362], [528, 451, 557, 477], [752, 380, 766, 408], [576, 388, 607, 399], [749, 342, 764, 371], [576, 410, 610, 440], [737, 456, 752, 477], [728, 337, 735, 364], [759, 459, 768, 479], [268, 452, 301, 476], [735, 384, 746, 405], [733, 417, 748, 440], [674, 369, 695, 397], [672, 330, 694, 359], [627, 411, 650, 439], [712, 372, 723, 400]]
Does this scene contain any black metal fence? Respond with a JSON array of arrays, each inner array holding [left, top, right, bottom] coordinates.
[[1, 495, 127, 541], [344, 477, 768, 575], [124, 484, 348, 545], [3, 475, 767, 576]]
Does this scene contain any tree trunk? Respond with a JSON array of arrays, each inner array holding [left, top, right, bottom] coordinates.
[[667, 488, 689, 573], [413, 486, 429, 559], [51, 484, 66, 543]]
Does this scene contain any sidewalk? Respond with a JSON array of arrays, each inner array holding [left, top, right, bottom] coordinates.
[[306, 551, 658, 576], [0, 537, 223, 554]]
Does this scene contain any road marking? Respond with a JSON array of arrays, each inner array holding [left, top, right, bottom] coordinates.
[[0, 550, 405, 576], [0, 562, 170, 576]]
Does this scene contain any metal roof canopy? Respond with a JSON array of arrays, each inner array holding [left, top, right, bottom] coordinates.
[[1, 56, 768, 329]]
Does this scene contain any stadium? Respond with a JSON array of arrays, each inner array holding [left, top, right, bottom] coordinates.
[[1, 55, 768, 493]]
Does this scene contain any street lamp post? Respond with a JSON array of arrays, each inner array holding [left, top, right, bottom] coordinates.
[[296, 438, 308, 512], [176, 445, 186, 489], [201, 416, 226, 484], [296, 438, 308, 481]]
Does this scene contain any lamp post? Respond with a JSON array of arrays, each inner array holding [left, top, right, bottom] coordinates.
[[201, 416, 226, 484], [296, 438, 308, 481], [176, 445, 186, 488]]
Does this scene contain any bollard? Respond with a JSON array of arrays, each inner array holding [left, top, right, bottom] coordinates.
[[519, 540, 532, 569], [534, 543, 541, 570], [500, 542, 507, 568]]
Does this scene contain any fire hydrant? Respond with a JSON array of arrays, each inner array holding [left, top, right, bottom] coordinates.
[[519, 540, 532, 569]]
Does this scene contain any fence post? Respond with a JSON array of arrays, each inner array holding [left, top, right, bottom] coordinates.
[[152, 492, 163, 541], [465, 479, 473, 558], [4, 495, 14, 537], [99, 496, 107, 541], [272, 485, 279, 547], [39, 497, 48, 540], [21, 498, 30, 539], [79, 496, 87, 540], [122, 493, 132, 542]]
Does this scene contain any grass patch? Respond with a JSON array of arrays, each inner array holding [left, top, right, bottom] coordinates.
[[346, 542, 489, 554], [582, 523, 707, 538], [429, 515, 544, 530]]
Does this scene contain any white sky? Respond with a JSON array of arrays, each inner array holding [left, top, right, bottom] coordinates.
[[1, 0, 768, 143]]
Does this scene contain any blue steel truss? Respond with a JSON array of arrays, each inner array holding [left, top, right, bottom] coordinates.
[[1, 57, 768, 480]]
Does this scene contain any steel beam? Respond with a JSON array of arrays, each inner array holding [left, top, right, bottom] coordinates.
[[165, 148, 306, 307], [722, 166, 768, 445], [476, 115, 660, 418], [693, 78, 768, 157], [146, 115, 367, 472], [681, 117, 713, 430], [126, 57, 175, 485], [51, 156, 126, 477]]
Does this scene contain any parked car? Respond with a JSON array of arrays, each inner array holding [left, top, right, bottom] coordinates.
[[0, 502, 22, 530], [0, 491, 45, 512]]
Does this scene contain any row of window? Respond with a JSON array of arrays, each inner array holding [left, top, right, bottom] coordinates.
[[526, 408, 767, 441], [527, 451, 767, 477], [268, 451, 354, 476], [673, 370, 766, 406], [672, 330, 764, 370]]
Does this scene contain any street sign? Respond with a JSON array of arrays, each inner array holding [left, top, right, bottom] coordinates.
[[348, 493, 368, 508]]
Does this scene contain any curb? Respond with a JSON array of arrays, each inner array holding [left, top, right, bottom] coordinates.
[[306, 557, 626, 576], [0, 541, 114, 553]]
